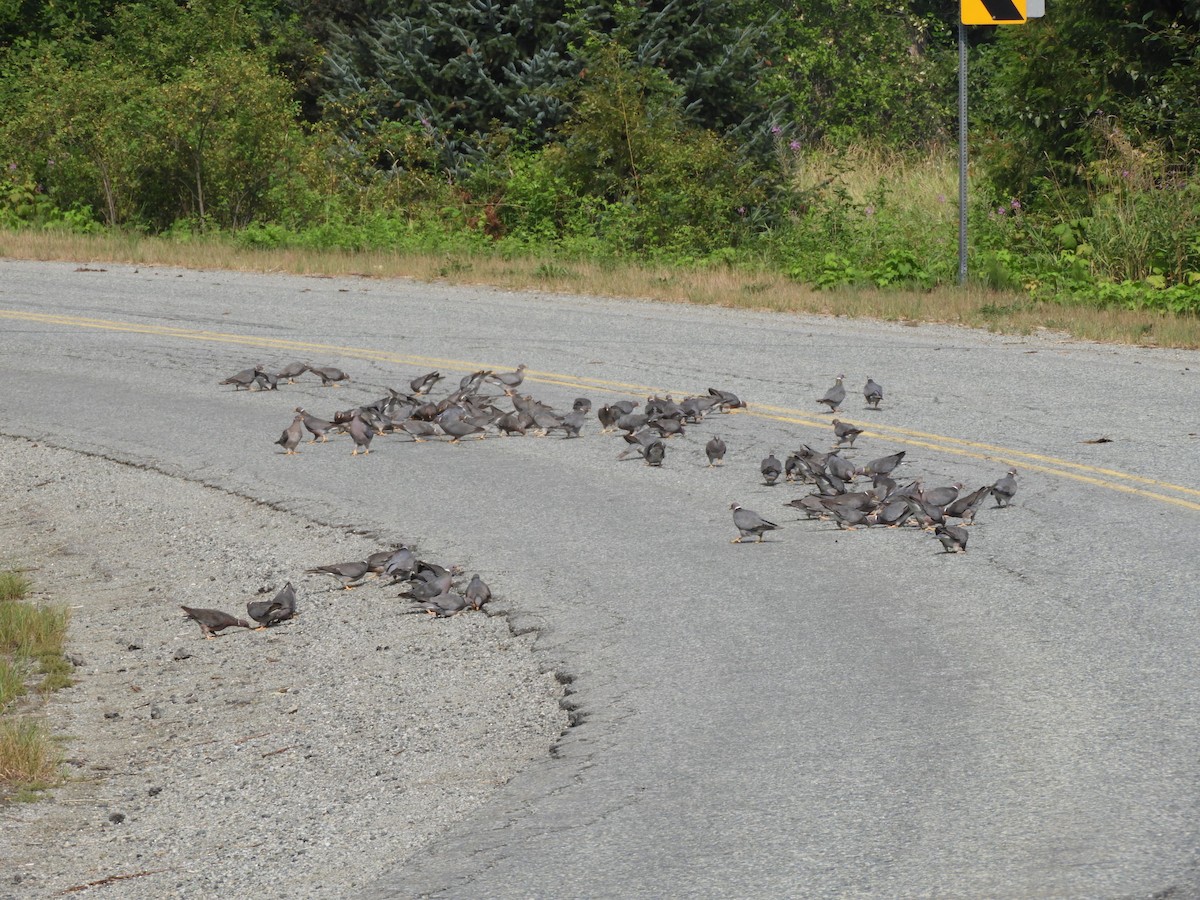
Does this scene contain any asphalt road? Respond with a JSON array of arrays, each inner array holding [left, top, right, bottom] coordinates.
[[3, 260, 1199, 899]]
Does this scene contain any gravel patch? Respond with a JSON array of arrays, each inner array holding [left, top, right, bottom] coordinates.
[[0, 437, 567, 898]]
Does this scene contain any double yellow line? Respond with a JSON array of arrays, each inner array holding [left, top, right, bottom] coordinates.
[[5, 308, 1198, 512]]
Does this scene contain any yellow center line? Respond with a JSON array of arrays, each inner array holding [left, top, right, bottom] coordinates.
[[5, 308, 1198, 511]]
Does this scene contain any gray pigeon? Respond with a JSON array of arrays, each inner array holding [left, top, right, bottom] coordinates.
[[644, 440, 666, 467], [935, 523, 969, 553], [410, 370, 443, 394], [408, 592, 469, 617], [277, 362, 308, 383], [818, 375, 846, 412], [181, 606, 251, 639], [761, 452, 782, 485], [465, 574, 492, 611], [832, 419, 864, 448], [311, 365, 350, 387], [295, 407, 334, 443], [550, 409, 587, 438], [254, 371, 280, 391], [489, 364, 527, 388], [991, 468, 1018, 507], [348, 414, 375, 455], [863, 378, 884, 410], [705, 436, 727, 467], [383, 547, 418, 580], [275, 414, 304, 455], [920, 483, 962, 509], [945, 486, 990, 524], [857, 451, 905, 478], [247, 582, 297, 629], [440, 418, 486, 443], [220, 364, 263, 391], [730, 502, 779, 543], [305, 560, 370, 589]]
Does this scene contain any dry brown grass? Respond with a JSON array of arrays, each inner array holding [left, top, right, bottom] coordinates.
[[2, 229, 1198, 348]]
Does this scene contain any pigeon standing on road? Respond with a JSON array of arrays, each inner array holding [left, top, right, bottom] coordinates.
[[296, 407, 334, 443], [644, 440, 666, 467], [991, 468, 1018, 507], [730, 503, 779, 543], [761, 452, 782, 485], [181, 606, 251, 639], [705, 436, 727, 467], [863, 378, 884, 410], [348, 414, 375, 455], [275, 414, 305, 455], [489, 364, 528, 389], [832, 419, 864, 448], [818, 375, 846, 412]]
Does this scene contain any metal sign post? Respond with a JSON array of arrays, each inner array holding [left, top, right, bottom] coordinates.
[[958, 0, 1036, 286], [958, 21, 968, 285]]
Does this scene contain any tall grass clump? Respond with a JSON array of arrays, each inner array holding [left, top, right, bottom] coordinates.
[[0, 718, 61, 790]]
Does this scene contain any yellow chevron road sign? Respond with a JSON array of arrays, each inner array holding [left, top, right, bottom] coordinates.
[[962, 0, 1027, 24]]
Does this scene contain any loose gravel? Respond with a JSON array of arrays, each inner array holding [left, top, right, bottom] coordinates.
[[0, 437, 567, 899]]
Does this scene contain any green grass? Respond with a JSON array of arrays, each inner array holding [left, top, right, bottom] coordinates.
[[0, 571, 31, 602], [0, 569, 71, 799], [0, 718, 61, 792]]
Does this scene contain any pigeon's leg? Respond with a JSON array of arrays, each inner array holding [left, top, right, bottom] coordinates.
[[731, 536, 743, 543]]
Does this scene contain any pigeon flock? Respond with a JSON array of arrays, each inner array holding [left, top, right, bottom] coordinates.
[[204, 361, 1022, 640]]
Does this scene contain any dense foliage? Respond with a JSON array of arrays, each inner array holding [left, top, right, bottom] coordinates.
[[0, 0, 1197, 311]]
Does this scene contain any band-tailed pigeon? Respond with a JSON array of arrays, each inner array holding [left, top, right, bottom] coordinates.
[[705, 436, 727, 467], [991, 469, 1018, 507], [220, 364, 263, 391], [731, 503, 779, 543], [935, 523, 969, 553], [818, 375, 846, 412], [465, 575, 492, 611], [275, 414, 304, 455], [863, 378, 884, 410], [832, 419, 864, 448], [311, 365, 350, 387], [181, 606, 251, 639], [247, 582, 297, 629], [761, 452, 782, 485], [305, 561, 370, 588]]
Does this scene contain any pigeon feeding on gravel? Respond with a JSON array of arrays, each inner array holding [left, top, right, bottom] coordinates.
[[247, 582, 297, 629], [991, 468, 1019, 507], [275, 414, 304, 455], [410, 370, 443, 394], [305, 561, 370, 589], [817, 375, 846, 412], [464, 575, 492, 611], [863, 378, 884, 410], [310, 365, 350, 387], [935, 523, 969, 553], [181, 606, 251, 639], [220, 365, 264, 391], [731, 503, 779, 543], [277, 362, 308, 383]]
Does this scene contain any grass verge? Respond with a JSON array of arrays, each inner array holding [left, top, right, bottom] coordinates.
[[1, 229, 1198, 348], [0, 568, 71, 799]]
